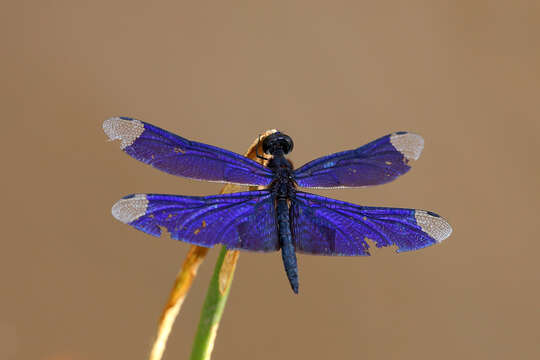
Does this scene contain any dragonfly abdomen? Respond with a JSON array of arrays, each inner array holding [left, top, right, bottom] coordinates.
[[276, 196, 299, 294]]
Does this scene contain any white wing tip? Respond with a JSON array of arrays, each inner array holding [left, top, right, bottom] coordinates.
[[111, 194, 149, 223], [390, 132, 424, 161], [415, 210, 452, 243], [103, 117, 145, 149]]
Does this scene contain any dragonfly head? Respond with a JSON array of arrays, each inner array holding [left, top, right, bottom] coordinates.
[[262, 132, 294, 155]]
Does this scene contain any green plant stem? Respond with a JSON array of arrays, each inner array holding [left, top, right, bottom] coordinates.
[[189, 246, 235, 360]]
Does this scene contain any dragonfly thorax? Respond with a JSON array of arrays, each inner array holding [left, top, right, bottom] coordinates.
[[269, 164, 296, 201]]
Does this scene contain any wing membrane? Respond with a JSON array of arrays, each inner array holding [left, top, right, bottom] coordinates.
[[103, 117, 274, 186], [111, 190, 279, 252], [294, 132, 423, 188], [291, 192, 451, 255]]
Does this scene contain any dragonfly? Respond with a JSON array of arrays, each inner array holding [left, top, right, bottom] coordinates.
[[103, 117, 452, 293]]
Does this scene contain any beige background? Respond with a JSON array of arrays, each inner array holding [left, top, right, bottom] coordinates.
[[5, 1, 540, 359]]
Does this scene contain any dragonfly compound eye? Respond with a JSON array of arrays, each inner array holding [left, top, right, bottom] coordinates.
[[262, 132, 294, 155]]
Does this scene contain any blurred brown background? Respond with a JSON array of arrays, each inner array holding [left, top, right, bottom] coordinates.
[[5, 1, 540, 359]]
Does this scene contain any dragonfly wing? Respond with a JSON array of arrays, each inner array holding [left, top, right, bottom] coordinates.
[[103, 117, 274, 186], [292, 191, 451, 255], [111, 190, 279, 252], [294, 132, 423, 188]]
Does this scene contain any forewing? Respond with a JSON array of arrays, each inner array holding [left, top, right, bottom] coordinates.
[[294, 132, 424, 188], [292, 192, 451, 255], [103, 117, 274, 186], [111, 190, 279, 252]]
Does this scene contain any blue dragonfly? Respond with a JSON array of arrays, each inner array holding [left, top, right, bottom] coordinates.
[[103, 117, 452, 293]]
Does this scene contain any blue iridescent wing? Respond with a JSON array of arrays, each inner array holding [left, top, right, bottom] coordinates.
[[103, 117, 274, 186], [293, 132, 424, 188], [291, 192, 452, 255], [111, 190, 279, 252]]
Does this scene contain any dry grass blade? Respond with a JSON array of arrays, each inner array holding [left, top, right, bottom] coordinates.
[[149, 246, 208, 360], [149, 129, 277, 360]]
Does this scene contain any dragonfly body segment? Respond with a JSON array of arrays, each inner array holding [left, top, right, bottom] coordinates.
[[104, 117, 452, 293], [264, 133, 300, 293]]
